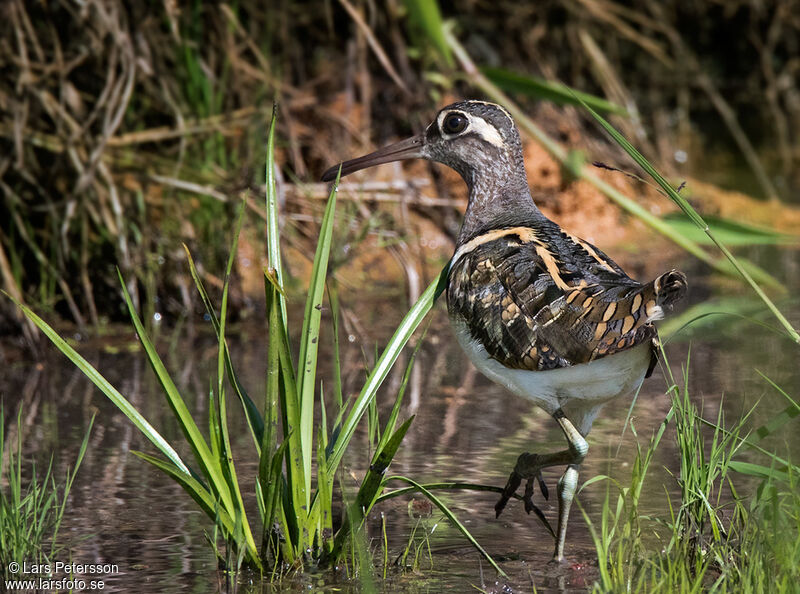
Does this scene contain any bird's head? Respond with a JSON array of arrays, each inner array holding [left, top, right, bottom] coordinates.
[[321, 100, 525, 186]]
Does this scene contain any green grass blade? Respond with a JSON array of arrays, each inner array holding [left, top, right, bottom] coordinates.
[[208, 386, 222, 466], [260, 283, 281, 532], [331, 416, 415, 561], [261, 281, 281, 495], [264, 107, 305, 548], [387, 475, 507, 578], [217, 204, 244, 406], [696, 416, 800, 480], [662, 213, 799, 246], [265, 268, 305, 549], [326, 266, 449, 477], [328, 283, 344, 409], [316, 427, 333, 557], [338, 475, 378, 591], [728, 461, 790, 482], [65, 414, 94, 493], [51, 414, 94, 552], [258, 433, 290, 562], [319, 384, 329, 452], [184, 244, 265, 449], [297, 174, 338, 506], [266, 104, 290, 334], [403, 0, 453, 67], [132, 451, 241, 545], [215, 203, 260, 564], [7, 294, 190, 475], [116, 270, 236, 514], [482, 66, 628, 115], [375, 339, 422, 457], [756, 369, 800, 412], [658, 297, 791, 341], [576, 94, 800, 343], [265, 269, 306, 550]]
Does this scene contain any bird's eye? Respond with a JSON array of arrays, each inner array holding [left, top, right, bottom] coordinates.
[[442, 113, 468, 135]]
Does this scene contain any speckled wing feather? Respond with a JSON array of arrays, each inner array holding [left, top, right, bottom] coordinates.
[[447, 225, 687, 371]]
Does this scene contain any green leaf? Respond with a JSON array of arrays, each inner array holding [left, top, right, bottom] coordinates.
[[266, 104, 290, 335], [264, 107, 305, 549], [482, 66, 628, 116], [117, 270, 261, 562], [375, 338, 422, 457], [184, 245, 265, 449], [658, 296, 781, 340], [259, 437, 291, 560], [117, 270, 231, 503], [297, 175, 338, 506], [132, 450, 259, 566], [662, 213, 799, 246], [331, 416, 416, 561], [328, 283, 344, 409], [728, 461, 790, 482], [208, 386, 222, 465], [8, 294, 190, 475], [270, 279, 304, 550], [326, 265, 449, 477], [574, 92, 800, 343], [316, 428, 334, 557], [261, 280, 281, 495], [403, 0, 453, 67], [215, 202, 259, 565], [387, 475, 507, 578]]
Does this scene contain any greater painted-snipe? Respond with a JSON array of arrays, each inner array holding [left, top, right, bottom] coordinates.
[[322, 100, 687, 562]]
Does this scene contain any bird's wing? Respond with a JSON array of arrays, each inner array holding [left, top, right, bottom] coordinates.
[[447, 226, 684, 371]]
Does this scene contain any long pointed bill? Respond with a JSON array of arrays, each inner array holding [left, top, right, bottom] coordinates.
[[321, 134, 425, 182]]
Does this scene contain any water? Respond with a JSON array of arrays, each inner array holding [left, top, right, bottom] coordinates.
[[2, 251, 799, 593]]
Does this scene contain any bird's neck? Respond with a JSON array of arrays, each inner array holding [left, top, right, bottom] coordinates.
[[456, 167, 545, 245]]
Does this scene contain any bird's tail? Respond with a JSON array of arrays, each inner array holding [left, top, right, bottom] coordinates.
[[636, 269, 687, 323], [654, 269, 688, 308]]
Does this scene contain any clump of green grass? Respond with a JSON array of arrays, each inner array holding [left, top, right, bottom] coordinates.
[[573, 90, 800, 589], [582, 350, 800, 592], [393, 514, 435, 574], [6, 109, 507, 581], [0, 408, 93, 581]]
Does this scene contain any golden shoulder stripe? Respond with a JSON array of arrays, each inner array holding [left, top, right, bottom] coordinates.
[[567, 233, 617, 273], [451, 226, 537, 266]]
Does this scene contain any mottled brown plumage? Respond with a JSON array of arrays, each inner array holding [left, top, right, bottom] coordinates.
[[447, 225, 685, 373]]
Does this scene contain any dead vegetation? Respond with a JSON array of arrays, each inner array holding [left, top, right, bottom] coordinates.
[[1, 0, 798, 335]]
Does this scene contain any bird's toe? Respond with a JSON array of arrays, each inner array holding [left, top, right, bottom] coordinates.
[[496, 453, 550, 518], [537, 471, 550, 501], [494, 470, 522, 518]]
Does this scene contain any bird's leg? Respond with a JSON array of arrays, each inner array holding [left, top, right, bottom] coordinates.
[[495, 409, 588, 560], [554, 463, 580, 563]]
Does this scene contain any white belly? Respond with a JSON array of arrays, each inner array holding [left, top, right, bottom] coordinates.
[[449, 315, 651, 434]]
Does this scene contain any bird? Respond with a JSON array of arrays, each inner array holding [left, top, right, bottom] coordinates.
[[321, 100, 687, 563]]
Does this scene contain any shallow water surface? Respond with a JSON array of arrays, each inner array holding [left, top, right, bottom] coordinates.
[[2, 255, 799, 593]]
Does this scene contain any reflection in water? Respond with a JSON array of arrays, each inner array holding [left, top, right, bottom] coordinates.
[[2, 268, 799, 592]]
